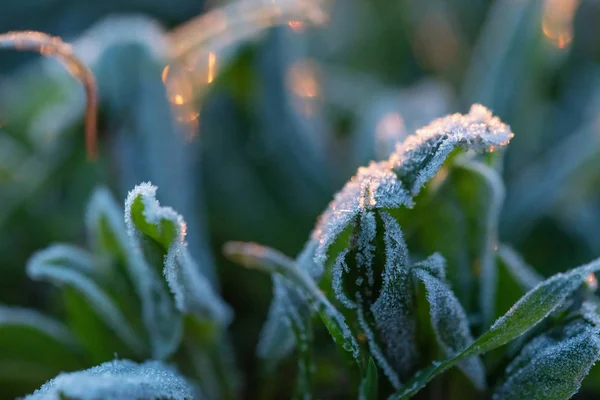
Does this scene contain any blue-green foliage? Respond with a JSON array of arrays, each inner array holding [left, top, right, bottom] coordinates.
[[225, 105, 600, 400], [25, 359, 194, 400], [1, 184, 236, 399]]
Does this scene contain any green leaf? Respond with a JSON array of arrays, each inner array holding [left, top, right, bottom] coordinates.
[[495, 245, 542, 319], [223, 242, 362, 366], [26, 246, 146, 361], [24, 359, 194, 400], [493, 321, 600, 400], [360, 357, 379, 400], [125, 182, 231, 325], [87, 186, 182, 360], [412, 264, 485, 389], [0, 306, 83, 398], [394, 257, 600, 399]]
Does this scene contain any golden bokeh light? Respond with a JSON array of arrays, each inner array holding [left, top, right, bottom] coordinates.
[[542, 0, 580, 49], [287, 59, 320, 98], [207, 52, 216, 83]]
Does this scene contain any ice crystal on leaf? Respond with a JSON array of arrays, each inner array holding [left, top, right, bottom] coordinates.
[[412, 266, 485, 388], [493, 321, 600, 400], [125, 182, 232, 325], [255, 105, 514, 386], [87, 187, 182, 360], [25, 359, 193, 400], [313, 104, 513, 266]]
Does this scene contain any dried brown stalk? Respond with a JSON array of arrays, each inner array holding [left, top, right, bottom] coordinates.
[[0, 31, 98, 159]]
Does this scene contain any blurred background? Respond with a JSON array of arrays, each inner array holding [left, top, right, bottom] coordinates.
[[0, 0, 599, 398]]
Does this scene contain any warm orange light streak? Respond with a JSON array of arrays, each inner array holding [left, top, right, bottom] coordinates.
[[542, 0, 580, 49], [162, 65, 170, 83], [0, 31, 98, 159], [288, 20, 305, 31], [207, 52, 216, 83]]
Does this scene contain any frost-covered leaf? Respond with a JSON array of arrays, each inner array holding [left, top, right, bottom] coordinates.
[[312, 104, 513, 267], [0, 306, 82, 397], [412, 264, 485, 389], [397, 155, 506, 327], [364, 211, 413, 386], [493, 321, 600, 400], [256, 241, 322, 367], [223, 242, 361, 366], [25, 359, 194, 400], [394, 257, 600, 399], [125, 182, 232, 325], [86, 186, 182, 360], [26, 245, 145, 361]]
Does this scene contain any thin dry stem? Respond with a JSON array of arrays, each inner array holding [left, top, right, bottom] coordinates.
[[0, 31, 98, 159]]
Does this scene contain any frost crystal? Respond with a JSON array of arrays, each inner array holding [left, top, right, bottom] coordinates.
[[256, 105, 514, 385], [313, 104, 513, 265], [25, 359, 194, 400], [87, 187, 182, 359], [412, 267, 485, 388], [125, 182, 232, 325], [493, 324, 600, 400], [369, 211, 416, 377]]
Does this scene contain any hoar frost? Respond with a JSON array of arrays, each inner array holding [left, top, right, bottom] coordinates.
[[313, 104, 513, 264], [257, 104, 514, 382]]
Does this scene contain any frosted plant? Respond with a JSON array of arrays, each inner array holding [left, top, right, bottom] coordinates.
[[86, 187, 182, 360], [27, 246, 147, 358], [8, 184, 238, 399], [125, 182, 232, 325], [411, 260, 485, 389], [223, 104, 600, 400], [251, 105, 513, 386], [312, 104, 513, 265], [25, 359, 194, 400], [493, 320, 600, 400]]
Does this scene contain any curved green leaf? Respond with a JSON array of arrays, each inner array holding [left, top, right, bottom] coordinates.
[[394, 257, 600, 399], [25, 359, 194, 400]]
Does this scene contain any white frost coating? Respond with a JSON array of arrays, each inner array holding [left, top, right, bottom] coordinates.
[[0, 305, 78, 350], [356, 299, 401, 389], [412, 253, 446, 281], [25, 359, 193, 400], [27, 257, 145, 357], [87, 187, 182, 360], [257, 241, 322, 364], [582, 301, 600, 328], [331, 248, 357, 309], [312, 161, 410, 265], [257, 276, 297, 361], [412, 268, 486, 389], [296, 240, 323, 280], [27, 244, 95, 275], [357, 212, 377, 288], [312, 104, 513, 266], [370, 211, 417, 376], [390, 104, 513, 195], [125, 182, 232, 325], [493, 326, 600, 400]]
